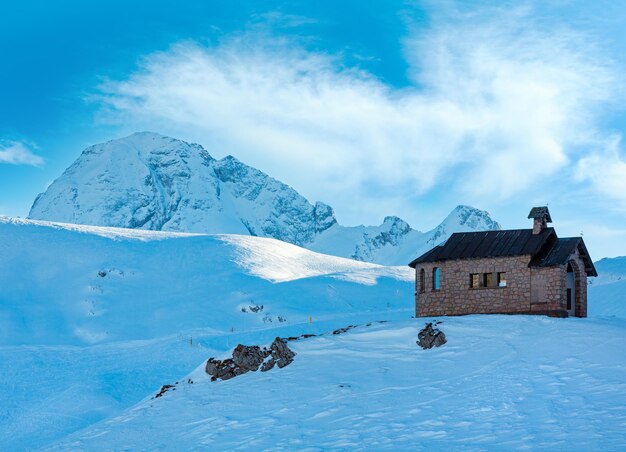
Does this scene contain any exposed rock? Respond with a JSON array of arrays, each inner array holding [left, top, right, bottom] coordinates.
[[232, 344, 266, 372], [261, 337, 296, 371], [417, 322, 447, 349], [206, 357, 244, 381], [155, 384, 175, 398], [285, 333, 316, 342], [205, 337, 296, 381], [332, 325, 355, 335], [268, 337, 296, 369]]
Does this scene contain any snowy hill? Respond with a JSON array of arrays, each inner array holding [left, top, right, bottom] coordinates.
[[588, 256, 626, 317], [51, 316, 626, 451], [0, 216, 414, 449], [0, 216, 412, 346], [592, 255, 626, 286], [28, 132, 500, 265]]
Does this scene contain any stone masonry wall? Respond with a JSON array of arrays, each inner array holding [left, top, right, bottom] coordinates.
[[415, 255, 535, 317], [530, 266, 564, 315], [414, 252, 588, 318], [570, 248, 588, 318]]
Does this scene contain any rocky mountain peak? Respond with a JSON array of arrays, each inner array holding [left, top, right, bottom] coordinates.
[[28, 132, 501, 265], [313, 202, 337, 233]]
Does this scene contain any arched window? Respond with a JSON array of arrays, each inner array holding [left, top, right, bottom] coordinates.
[[433, 267, 441, 291], [419, 269, 425, 293]]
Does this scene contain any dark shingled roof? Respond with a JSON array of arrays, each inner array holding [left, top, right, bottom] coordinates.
[[528, 206, 552, 222], [530, 237, 597, 276], [410, 228, 555, 265], [409, 227, 597, 277]]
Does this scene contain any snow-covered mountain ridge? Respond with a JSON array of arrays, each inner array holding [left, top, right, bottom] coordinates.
[[28, 132, 501, 264]]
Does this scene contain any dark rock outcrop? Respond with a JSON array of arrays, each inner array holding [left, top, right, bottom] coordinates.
[[264, 336, 296, 370], [233, 344, 267, 371], [332, 325, 355, 335], [205, 337, 296, 381], [155, 384, 175, 398], [417, 322, 447, 349]]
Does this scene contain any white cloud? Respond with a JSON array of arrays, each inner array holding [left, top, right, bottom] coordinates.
[[95, 6, 620, 225], [576, 135, 626, 207], [0, 141, 44, 166]]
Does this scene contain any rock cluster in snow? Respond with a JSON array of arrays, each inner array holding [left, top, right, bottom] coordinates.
[[28, 132, 501, 265], [417, 322, 447, 349], [205, 337, 296, 381]]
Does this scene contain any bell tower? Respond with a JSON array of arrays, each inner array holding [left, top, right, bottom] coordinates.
[[528, 206, 552, 234]]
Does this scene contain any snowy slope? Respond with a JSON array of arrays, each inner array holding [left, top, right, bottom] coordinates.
[[0, 216, 412, 346], [0, 216, 413, 449], [592, 256, 626, 286], [28, 132, 500, 264], [587, 256, 626, 317], [589, 279, 626, 317], [51, 315, 626, 451]]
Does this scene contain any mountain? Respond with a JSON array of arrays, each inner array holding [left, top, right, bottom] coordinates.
[[308, 205, 500, 264], [29, 132, 336, 246], [28, 132, 501, 264]]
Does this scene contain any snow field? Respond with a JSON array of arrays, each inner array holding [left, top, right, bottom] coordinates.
[[1, 216, 625, 449], [52, 315, 626, 450]]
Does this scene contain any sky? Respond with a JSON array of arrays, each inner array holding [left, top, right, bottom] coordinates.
[[1, 0, 626, 258]]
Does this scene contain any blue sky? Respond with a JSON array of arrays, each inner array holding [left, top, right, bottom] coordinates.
[[2, 0, 626, 258]]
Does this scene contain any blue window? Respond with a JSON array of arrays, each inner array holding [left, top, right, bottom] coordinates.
[[433, 267, 441, 290]]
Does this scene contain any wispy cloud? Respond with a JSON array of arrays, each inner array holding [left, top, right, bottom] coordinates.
[[0, 140, 44, 166], [576, 135, 626, 207], [95, 4, 623, 223]]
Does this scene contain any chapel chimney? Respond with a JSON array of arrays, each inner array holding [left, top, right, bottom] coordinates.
[[528, 206, 552, 235]]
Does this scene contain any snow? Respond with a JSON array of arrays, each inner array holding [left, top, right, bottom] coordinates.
[[1, 216, 624, 450], [308, 205, 501, 265], [1, 215, 202, 240], [28, 132, 336, 245], [0, 216, 413, 449], [50, 316, 626, 450], [0, 216, 411, 346], [219, 234, 411, 283], [27, 132, 500, 265], [588, 256, 626, 318], [593, 255, 626, 286]]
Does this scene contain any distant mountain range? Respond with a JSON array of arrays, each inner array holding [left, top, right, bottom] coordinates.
[[29, 132, 501, 264]]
